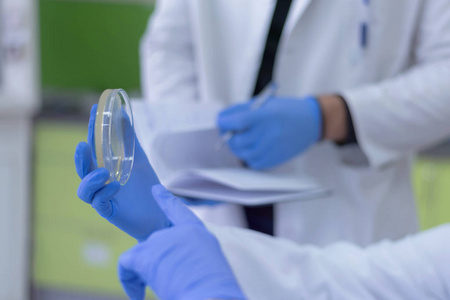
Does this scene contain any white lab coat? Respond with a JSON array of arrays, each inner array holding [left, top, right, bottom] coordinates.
[[140, 0, 450, 247], [208, 224, 450, 299]]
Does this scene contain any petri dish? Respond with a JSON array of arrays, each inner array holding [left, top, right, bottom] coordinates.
[[94, 89, 135, 185]]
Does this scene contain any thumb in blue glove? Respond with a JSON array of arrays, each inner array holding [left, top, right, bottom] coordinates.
[[74, 105, 171, 241], [118, 184, 247, 300], [217, 96, 322, 170]]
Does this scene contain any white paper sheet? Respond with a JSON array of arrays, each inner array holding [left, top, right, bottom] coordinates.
[[180, 168, 320, 192], [166, 175, 330, 206], [153, 129, 241, 171], [132, 100, 331, 205]]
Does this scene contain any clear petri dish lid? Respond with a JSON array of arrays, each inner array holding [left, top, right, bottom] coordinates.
[[94, 89, 135, 185]]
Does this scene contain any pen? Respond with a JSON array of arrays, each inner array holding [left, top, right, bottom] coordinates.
[[216, 82, 278, 151], [360, 0, 370, 49]]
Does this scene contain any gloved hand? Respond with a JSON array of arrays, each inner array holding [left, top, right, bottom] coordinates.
[[217, 96, 322, 170], [74, 105, 172, 241], [118, 184, 247, 300]]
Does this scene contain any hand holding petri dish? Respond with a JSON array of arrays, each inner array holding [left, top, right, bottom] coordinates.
[[94, 89, 135, 185]]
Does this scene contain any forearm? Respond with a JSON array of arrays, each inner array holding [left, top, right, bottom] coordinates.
[[336, 0, 450, 167], [316, 60, 450, 169], [316, 94, 349, 143], [342, 62, 450, 167], [208, 224, 450, 300]]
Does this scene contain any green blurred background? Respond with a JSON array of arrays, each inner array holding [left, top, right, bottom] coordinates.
[[33, 0, 450, 299], [40, 0, 153, 92], [34, 0, 155, 299]]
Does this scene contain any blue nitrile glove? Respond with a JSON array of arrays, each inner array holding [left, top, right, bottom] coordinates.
[[181, 197, 220, 206], [74, 105, 172, 242], [217, 96, 322, 170], [118, 184, 247, 300]]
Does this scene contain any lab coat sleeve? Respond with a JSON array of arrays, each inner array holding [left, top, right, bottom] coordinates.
[[208, 224, 450, 300], [341, 0, 450, 168], [140, 0, 198, 103]]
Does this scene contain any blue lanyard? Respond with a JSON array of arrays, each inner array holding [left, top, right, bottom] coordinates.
[[360, 0, 370, 49]]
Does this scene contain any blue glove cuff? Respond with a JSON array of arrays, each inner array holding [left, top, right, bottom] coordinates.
[[304, 96, 323, 142]]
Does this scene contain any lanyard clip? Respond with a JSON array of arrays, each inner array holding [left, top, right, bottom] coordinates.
[[360, 0, 370, 49]]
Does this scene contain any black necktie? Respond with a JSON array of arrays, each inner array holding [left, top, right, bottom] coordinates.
[[244, 0, 293, 236]]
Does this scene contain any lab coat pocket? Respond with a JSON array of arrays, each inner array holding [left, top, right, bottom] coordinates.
[[338, 152, 412, 214], [337, 146, 396, 206], [338, 144, 370, 168]]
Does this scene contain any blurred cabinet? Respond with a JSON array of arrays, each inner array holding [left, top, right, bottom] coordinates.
[[0, 0, 39, 299], [0, 117, 33, 300], [32, 121, 155, 300]]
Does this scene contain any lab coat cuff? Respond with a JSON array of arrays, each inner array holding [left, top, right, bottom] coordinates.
[[341, 87, 403, 169], [393, 225, 450, 296], [336, 95, 358, 146]]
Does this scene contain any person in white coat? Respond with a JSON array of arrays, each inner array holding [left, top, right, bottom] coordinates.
[[118, 185, 450, 300], [75, 95, 450, 299], [140, 0, 450, 246]]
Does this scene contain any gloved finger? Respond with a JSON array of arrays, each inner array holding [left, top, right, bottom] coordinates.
[[245, 139, 279, 170], [249, 155, 278, 170], [77, 168, 110, 204], [228, 130, 259, 152], [91, 181, 120, 218], [218, 102, 251, 118], [88, 104, 98, 161], [217, 104, 252, 135], [226, 132, 262, 162], [226, 143, 250, 162], [74, 142, 96, 179], [236, 147, 262, 166], [217, 110, 258, 132], [118, 250, 146, 300], [152, 184, 200, 226]]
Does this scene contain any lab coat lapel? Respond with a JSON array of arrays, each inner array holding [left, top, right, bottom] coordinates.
[[282, 0, 313, 42], [275, 0, 312, 87]]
